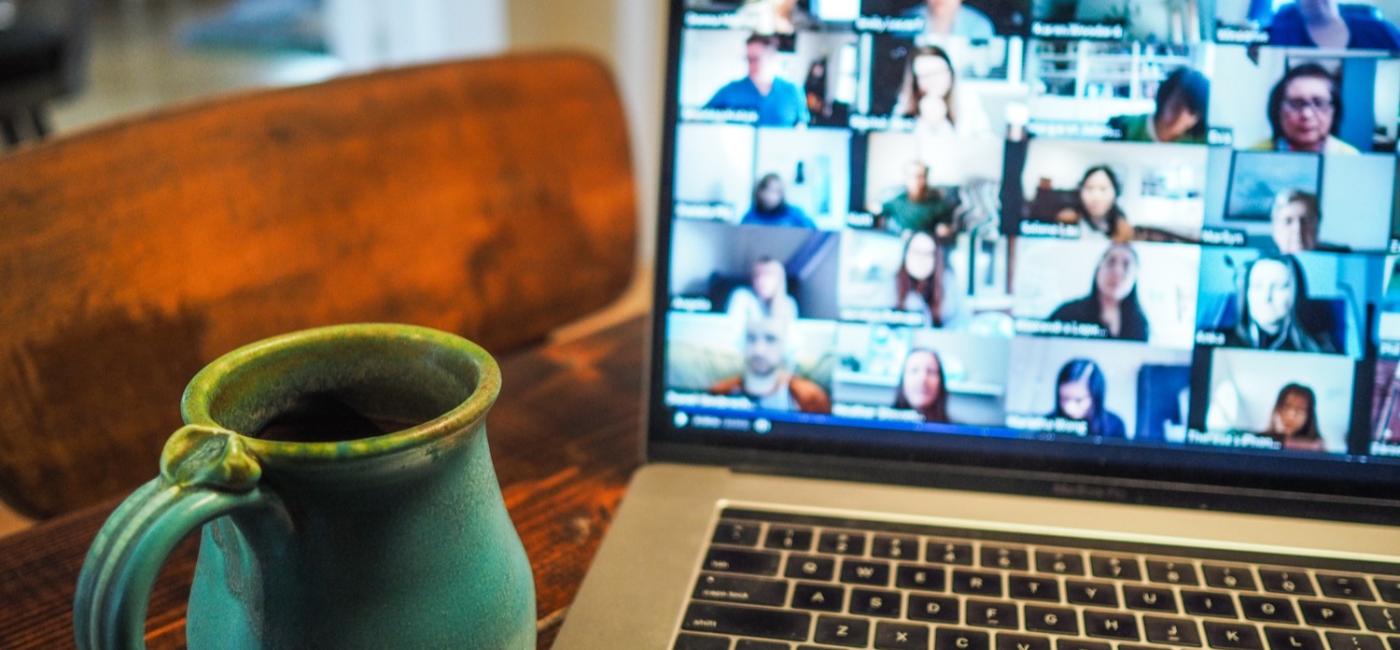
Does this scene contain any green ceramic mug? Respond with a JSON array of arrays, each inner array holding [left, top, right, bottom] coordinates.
[[73, 324, 535, 649]]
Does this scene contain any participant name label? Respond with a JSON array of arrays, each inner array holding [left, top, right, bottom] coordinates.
[[1027, 121, 1119, 140], [841, 308, 927, 326], [675, 202, 735, 221], [833, 403, 923, 423], [854, 16, 923, 33], [1185, 429, 1278, 449], [670, 296, 714, 312], [848, 114, 915, 132], [682, 107, 758, 124], [1199, 228, 1246, 247], [1031, 22, 1124, 39], [1006, 414, 1089, 436], [1215, 26, 1269, 44], [665, 390, 753, 411], [1016, 319, 1108, 338], [1018, 220, 1081, 238]]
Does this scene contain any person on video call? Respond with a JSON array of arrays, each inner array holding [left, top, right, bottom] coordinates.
[[878, 161, 957, 237], [1225, 255, 1337, 353], [1270, 190, 1322, 254], [1261, 383, 1328, 452], [742, 173, 815, 228], [1251, 63, 1358, 154], [895, 348, 951, 423], [705, 33, 810, 127], [1060, 166, 1134, 242], [1050, 359, 1127, 439], [902, 0, 996, 39], [895, 45, 992, 140], [1267, 0, 1400, 50], [727, 256, 800, 322], [1048, 243, 1150, 342], [1108, 67, 1210, 144], [896, 231, 964, 327], [708, 315, 831, 413], [737, 0, 816, 35]]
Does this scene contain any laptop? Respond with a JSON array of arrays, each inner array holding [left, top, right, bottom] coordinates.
[[554, 0, 1400, 648]]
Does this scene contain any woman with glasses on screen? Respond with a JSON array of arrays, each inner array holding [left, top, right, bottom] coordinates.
[[1225, 255, 1337, 353], [1048, 243, 1150, 342], [1262, 383, 1328, 452], [894, 348, 951, 424], [1251, 63, 1359, 154], [1050, 359, 1127, 439]]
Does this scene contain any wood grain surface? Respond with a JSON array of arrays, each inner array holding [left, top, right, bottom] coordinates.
[[0, 316, 648, 649], [0, 53, 636, 518]]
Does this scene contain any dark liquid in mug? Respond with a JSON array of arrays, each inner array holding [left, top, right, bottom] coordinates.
[[255, 392, 426, 443]]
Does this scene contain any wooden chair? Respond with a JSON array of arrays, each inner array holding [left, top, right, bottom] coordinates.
[[0, 53, 637, 519]]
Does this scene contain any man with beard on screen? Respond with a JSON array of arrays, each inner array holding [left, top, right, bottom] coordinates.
[[709, 315, 831, 413]]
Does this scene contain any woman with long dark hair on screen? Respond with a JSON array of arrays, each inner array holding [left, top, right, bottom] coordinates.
[[1263, 383, 1327, 452], [1225, 255, 1336, 353], [1051, 359, 1126, 439], [894, 348, 950, 423], [1067, 165, 1134, 242], [896, 231, 950, 327], [1049, 243, 1150, 341]]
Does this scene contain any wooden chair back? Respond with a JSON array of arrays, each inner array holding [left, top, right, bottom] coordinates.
[[0, 53, 636, 518]]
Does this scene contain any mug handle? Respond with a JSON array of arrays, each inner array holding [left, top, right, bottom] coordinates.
[[74, 425, 280, 650]]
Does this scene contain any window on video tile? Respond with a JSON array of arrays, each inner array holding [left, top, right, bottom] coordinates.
[[1004, 337, 1192, 442], [1214, 0, 1400, 50], [1031, 0, 1210, 43], [666, 311, 838, 415], [1199, 347, 1355, 453], [1194, 249, 1384, 358], [832, 323, 1011, 424]]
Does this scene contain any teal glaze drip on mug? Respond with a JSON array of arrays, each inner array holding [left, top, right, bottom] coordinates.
[[73, 324, 536, 649]]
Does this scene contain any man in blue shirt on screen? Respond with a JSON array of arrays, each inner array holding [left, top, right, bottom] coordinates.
[[704, 34, 809, 127]]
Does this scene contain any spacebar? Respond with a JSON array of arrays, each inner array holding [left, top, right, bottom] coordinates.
[[682, 602, 811, 641]]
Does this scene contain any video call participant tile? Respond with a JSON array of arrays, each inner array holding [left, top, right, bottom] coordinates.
[[668, 220, 843, 321], [1198, 347, 1356, 454]]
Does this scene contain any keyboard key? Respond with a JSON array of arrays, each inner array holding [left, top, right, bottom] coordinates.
[[818, 531, 867, 556], [1182, 590, 1239, 618], [1376, 579, 1400, 604], [1121, 645, 1175, 650], [1359, 606, 1400, 633], [1009, 575, 1061, 601], [841, 559, 891, 586], [1241, 595, 1299, 623], [815, 615, 870, 648], [873, 535, 919, 561], [966, 600, 1019, 630], [1066, 580, 1118, 607], [1036, 550, 1086, 576], [1056, 640, 1110, 650], [694, 573, 789, 607], [897, 564, 947, 592], [1301, 600, 1361, 629], [851, 588, 902, 618], [714, 521, 761, 546], [765, 526, 814, 552], [675, 632, 732, 650], [876, 622, 930, 650], [1124, 585, 1179, 613], [997, 633, 1052, 650], [1320, 575, 1378, 602], [787, 555, 836, 581], [682, 602, 811, 642], [1083, 610, 1139, 640], [793, 582, 844, 612], [927, 540, 974, 566], [1261, 569, 1316, 596], [705, 548, 782, 576], [1147, 560, 1200, 586], [736, 641, 787, 650], [1205, 622, 1264, 650], [1326, 632, 1387, 650], [1091, 554, 1143, 580], [1205, 565, 1259, 591], [935, 628, 989, 650], [953, 570, 1003, 597], [982, 546, 1030, 571], [1144, 615, 1203, 646], [1026, 605, 1079, 635], [909, 594, 959, 623], [1264, 627, 1324, 650]]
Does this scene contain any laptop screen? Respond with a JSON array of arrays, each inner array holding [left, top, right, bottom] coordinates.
[[651, 0, 1400, 495]]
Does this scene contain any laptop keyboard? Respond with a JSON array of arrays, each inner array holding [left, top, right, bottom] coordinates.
[[672, 508, 1400, 650]]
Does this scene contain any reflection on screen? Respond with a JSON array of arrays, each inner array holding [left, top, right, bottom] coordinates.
[[665, 0, 1400, 462]]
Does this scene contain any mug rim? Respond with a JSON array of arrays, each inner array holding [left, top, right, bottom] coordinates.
[[180, 323, 501, 463]]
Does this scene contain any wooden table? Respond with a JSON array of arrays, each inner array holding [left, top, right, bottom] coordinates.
[[0, 316, 647, 649]]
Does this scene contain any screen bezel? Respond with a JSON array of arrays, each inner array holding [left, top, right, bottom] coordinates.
[[646, 0, 1400, 524]]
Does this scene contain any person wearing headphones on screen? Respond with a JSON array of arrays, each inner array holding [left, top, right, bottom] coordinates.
[[1251, 63, 1359, 154], [1225, 255, 1337, 353], [709, 314, 831, 414]]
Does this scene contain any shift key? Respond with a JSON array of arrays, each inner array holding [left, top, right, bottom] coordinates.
[[683, 602, 812, 641], [704, 547, 782, 575]]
